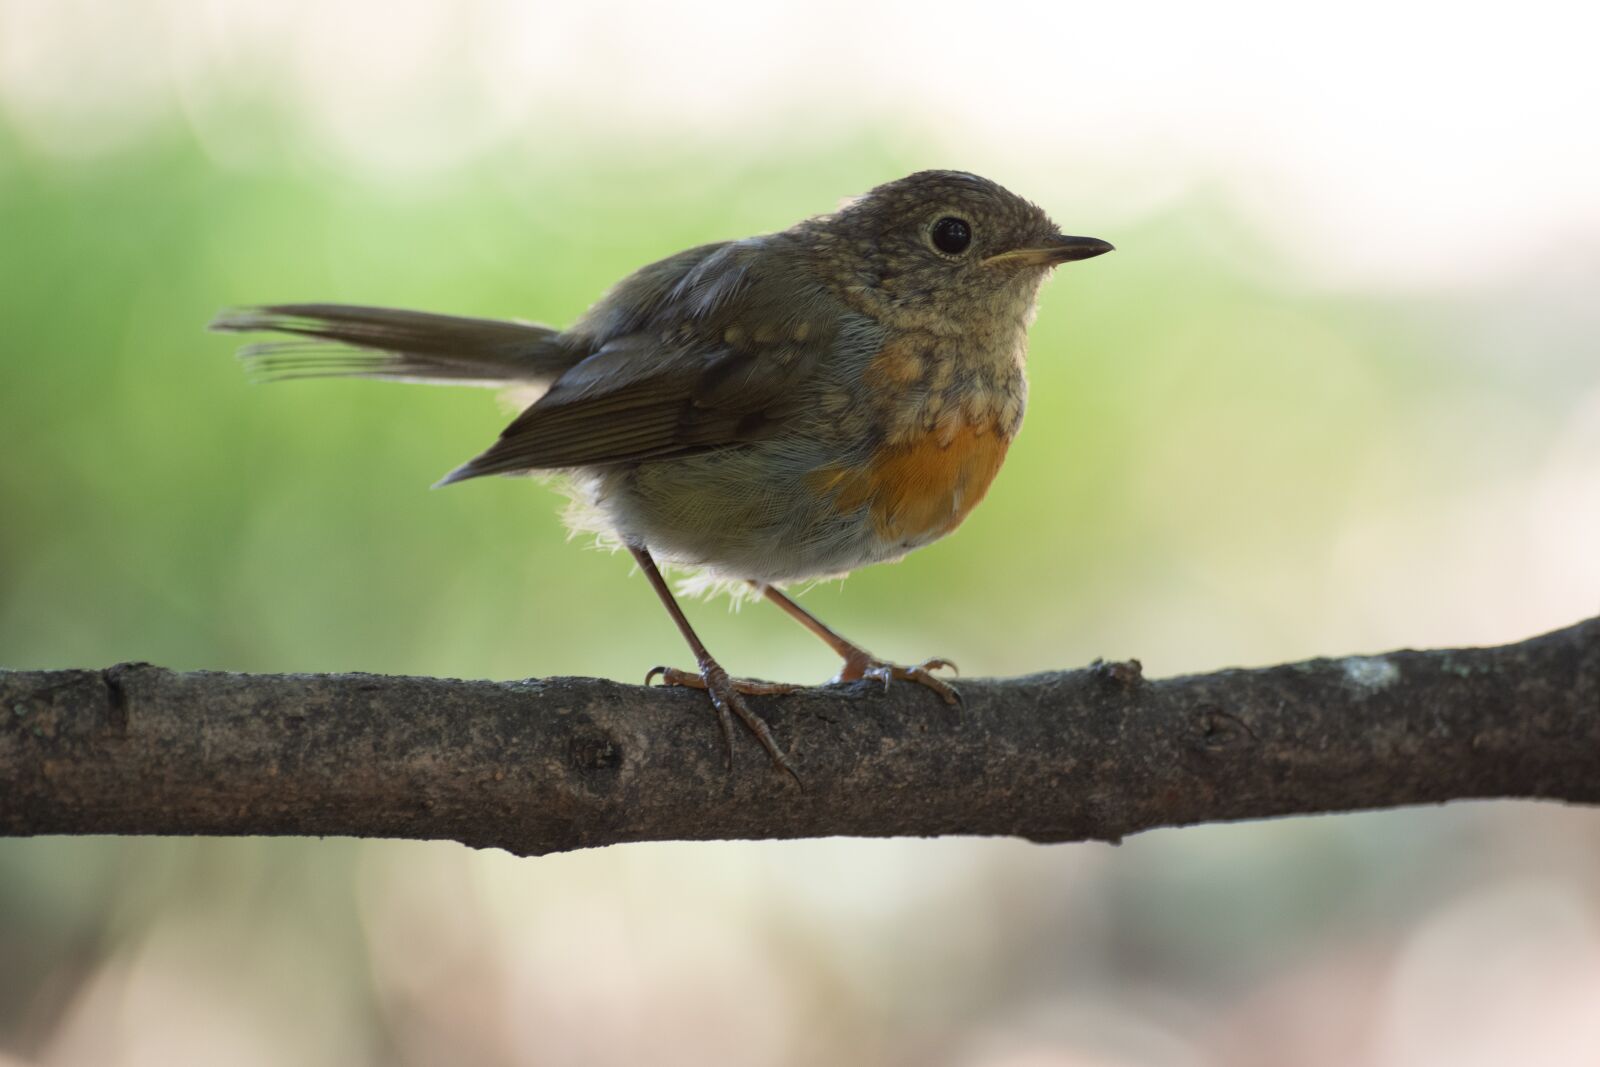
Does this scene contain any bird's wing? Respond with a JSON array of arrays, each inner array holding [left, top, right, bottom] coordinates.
[[440, 237, 846, 480]]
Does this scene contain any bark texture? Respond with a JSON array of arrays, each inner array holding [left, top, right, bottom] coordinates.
[[3, 617, 1596, 856]]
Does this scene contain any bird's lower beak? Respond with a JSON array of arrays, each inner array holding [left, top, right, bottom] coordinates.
[[983, 234, 1115, 268]]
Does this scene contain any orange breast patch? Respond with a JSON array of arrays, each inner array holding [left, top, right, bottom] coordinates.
[[812, 424, 1010, 544]]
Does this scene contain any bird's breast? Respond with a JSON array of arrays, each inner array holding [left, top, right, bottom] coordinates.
[[806, 330, 1025, 549], [809, 424, 1010, 546]]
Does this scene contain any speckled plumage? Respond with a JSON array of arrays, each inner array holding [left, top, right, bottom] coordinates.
[[508, 171, 1065, 584]]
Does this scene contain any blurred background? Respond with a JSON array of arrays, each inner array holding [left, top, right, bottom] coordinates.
[[2, 1, 1598, 1063]]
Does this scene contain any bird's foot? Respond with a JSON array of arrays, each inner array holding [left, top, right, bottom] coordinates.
[[646, 665, 801, 697], [836, 656, 962, 706], [645, 663, 801, 784]]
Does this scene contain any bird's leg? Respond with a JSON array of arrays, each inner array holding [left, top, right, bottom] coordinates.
[[753, 583, 961, 706], [630, 547, 799, 781]]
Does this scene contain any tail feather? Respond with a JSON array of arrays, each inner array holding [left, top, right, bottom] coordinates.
[[211, 303, 577, 385]]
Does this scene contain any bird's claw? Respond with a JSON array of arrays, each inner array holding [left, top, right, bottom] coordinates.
[[645, 662, 802, 784], [646, 665, 801, 697], [839, 656, 962, 706]]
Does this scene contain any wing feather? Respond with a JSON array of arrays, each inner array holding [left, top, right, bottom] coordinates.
[[442, 236, 842, 482]]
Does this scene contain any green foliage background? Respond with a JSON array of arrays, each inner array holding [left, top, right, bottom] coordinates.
[[6, 131, 1528, 684]]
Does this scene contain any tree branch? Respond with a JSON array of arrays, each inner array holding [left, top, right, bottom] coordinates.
[[3, 617, 1596, 856]]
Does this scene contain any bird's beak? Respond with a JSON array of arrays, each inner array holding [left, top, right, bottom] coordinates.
[[983, 234, 1115, 268]]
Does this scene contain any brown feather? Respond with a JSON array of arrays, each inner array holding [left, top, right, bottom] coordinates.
[[440, 238, 841, 481], [211, 303, 576, 384]]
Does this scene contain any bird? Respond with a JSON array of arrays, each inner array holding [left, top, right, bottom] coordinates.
[[212, 170, 1113, 781]]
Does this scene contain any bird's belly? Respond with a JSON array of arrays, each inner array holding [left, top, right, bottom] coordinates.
[[580, 420, 1010, 586]]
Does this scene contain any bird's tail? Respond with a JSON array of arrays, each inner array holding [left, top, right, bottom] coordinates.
[[210, 303, 577, 386]]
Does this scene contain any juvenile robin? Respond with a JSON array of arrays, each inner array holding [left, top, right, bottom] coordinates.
[[212, 170, 1112, 780]]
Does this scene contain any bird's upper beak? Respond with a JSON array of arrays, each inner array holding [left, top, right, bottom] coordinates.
[[983, 233, 1115, 268]]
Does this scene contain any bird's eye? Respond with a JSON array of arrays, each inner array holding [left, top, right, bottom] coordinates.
[[931, 216, 972, 255]]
